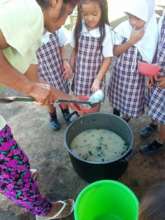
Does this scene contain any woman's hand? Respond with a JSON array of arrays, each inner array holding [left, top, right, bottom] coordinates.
[[28, 82, 55, 105], [91, 78, 101, 92], [29, 82, 78, 106]]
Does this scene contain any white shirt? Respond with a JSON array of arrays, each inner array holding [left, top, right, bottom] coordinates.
[[42, 27, 70, 47], [113, 14, 158, 63], [70, 23, 114, 58], [0, 0, 44, 130]]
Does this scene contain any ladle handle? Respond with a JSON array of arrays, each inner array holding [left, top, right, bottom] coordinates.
[[0, 96, 35, 103], [56, 99, 93, 106]]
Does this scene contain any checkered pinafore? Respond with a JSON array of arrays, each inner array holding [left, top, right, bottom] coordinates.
[[148, 16, 165, 124], [72, 35, 103, 96], [108, 41, 145, 118], [37, 32, 69, 93]]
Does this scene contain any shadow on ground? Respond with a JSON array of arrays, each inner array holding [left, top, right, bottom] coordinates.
[[0, 89, 164, 220]]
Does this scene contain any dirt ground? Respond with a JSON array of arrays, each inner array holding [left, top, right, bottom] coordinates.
[[0, 87, 165, 220]]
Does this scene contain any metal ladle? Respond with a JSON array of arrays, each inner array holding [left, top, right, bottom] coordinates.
[[0, 90, 104, 106]]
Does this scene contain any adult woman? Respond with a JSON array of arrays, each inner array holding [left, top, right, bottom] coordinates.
[[0, 0, 78, 219]]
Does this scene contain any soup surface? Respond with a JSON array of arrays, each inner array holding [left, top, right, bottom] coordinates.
[[70, 129, 128, 162]]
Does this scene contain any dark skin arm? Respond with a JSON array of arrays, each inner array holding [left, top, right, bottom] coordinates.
[[0, 31, 74, 105]]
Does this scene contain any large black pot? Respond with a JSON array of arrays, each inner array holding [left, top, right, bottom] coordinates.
[[64, 113, 134, 182]]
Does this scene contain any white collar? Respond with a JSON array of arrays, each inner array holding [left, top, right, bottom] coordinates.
[[81, 21, 101, 37], [41, 31, 51, 44]]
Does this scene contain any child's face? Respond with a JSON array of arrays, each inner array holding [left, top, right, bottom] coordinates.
[[128, 13, 145, 30], [44, 1, 75, 32], [81, 2, 101, 29], [52, 4, 75, 31]]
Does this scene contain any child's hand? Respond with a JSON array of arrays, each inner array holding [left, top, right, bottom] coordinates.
[[91, 78, 101, 92], [147, 77, 154, 88], [157, 76, 165, 88], [129, 28, 145, 45], [63, 60, 73, 80]]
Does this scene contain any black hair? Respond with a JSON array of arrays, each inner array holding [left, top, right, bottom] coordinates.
[[36, 0, 50, 8], [74, 0, 109, 52], [36, 0, 78, 9]]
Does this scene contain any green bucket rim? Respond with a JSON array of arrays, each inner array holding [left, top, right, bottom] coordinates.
[[74, 180, 139, 219]]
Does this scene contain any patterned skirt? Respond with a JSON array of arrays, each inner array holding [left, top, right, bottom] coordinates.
[[108, 45, 146, 118], [0, 125, 51, 216], [37, 32, 69, 93], [72, 35, 103, 96], [148, 16, 165, 124]]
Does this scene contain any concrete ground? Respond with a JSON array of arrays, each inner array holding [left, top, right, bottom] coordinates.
[[0, 86, 165, 220]]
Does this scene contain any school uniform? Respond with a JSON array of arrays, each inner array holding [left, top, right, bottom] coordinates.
[[108, 0, 158, 118], [37, 27, 69, 93], [70, 22, 113, 96], [148, 16, 165, 124]]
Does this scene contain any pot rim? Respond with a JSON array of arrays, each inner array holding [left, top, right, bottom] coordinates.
[[64, 112, 134, 165]]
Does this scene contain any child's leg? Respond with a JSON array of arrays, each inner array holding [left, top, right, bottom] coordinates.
[[122, 114, 131, 123], [59, 103, 71, 124], [48, 104, 61, 130], [0, 125, 52, 216], [113, 108, 120, 116]]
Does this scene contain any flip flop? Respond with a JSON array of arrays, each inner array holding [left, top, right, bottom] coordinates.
[[36, 199, 74, 220], [30, 169, 39, 181]]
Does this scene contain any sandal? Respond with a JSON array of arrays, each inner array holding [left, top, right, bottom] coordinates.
[[36, 199, 74, 220], [139, 140, 164, 155], [30, 169, 39, 181], [140, 124, 157, 138]]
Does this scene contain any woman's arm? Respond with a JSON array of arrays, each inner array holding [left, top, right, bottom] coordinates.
[[91, 57, 112, 92], [0, 32, 75, 104], [25, 64, 39, 82]]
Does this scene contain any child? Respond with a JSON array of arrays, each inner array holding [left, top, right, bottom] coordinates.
[[70, 0, 113, 111], [140, 14, 165, 155], [108, 0, 158, 122], [139, 182, 165, 220], [37, 1, 77, 130]]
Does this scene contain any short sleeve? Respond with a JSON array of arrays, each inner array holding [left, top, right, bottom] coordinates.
[[113, 22, 127, 45], [0, 0, 43, 73], [0, 0, 43, 56], [102, 25, 114, 57], [57, 27, 70, 47], [31, 53, 38, 65]]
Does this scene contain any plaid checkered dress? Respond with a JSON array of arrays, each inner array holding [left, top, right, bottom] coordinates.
[[37, 32, 69, 93], [148, 17, 165, 124], [108, 43, 145, 118], [72, 35, 103, 96]]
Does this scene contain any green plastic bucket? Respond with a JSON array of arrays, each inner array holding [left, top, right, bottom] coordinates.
[[74, 180, 139, 220]]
